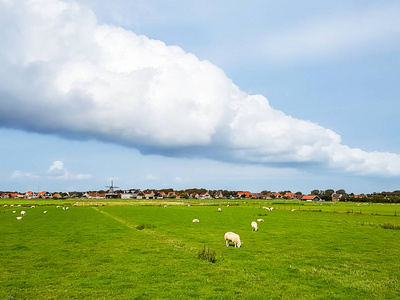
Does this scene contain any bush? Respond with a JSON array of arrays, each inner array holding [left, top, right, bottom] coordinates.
[[136, 223, 155, 230], [198, 246, 217, 263], [380, 223, 400, 230]]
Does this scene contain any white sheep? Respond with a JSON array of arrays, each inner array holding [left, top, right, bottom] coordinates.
[[66, 207, 69, 210], [20, 210, 26, 216], [218, 208, 222, 212], [12, 211, 16, 214], [227, 204, 229, 207], [224, 232, 242, 248], [56, 205, 60, 208], [18, 205, 21, 207], [31, 205, 35, 208], [256, 218, 264, 222], [62, 207, 65, 210], [164, 205, 167, 208], [192, 219, 200, 223], [188, 204, 190, 207], [251, 221, 258, 231], [16, 216, 23, 220], [43, 211, 47, 214]]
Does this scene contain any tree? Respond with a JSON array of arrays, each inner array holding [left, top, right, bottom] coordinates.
[[336, 189, 346, 195], [325, 189, 334, 196], [311, 189, 319, 195]]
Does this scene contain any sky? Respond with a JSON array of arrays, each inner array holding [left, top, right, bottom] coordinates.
[[1, 0, 400, 194]]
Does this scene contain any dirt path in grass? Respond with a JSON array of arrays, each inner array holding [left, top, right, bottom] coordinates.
[[91, 207, 198, 253]]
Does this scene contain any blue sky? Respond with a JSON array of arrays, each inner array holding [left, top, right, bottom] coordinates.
[[1, 0, 400, 194]]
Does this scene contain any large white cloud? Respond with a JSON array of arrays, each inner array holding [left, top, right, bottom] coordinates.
[[1, 0, 400, 176]]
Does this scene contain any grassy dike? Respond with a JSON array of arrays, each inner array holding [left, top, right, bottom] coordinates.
[[0, 200, 399, 299]]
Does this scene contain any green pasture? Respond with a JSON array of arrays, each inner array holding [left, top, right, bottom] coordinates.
[[0, 200, 399, 299]]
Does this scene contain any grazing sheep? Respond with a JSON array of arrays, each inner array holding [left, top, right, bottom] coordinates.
[[188, 204, 190, 207], [3, 204, 7, 207], [251, 221, 258, 231], [10, 204, 14, 207], [192, 219, 200, 223], [12, 211, 16, 214], [291, 209, 296, 211], [164, 205, 167, 208], [227, 205, 229, 207], [31, 205, 35, 208], [224, 232, 242, 248], [18, 205, 21, 207], [43, 211, 47, 214], [218, 208, 222, 212], [56, 205, 60, 208], [16, 216, 23, 220], [62, 207, 65, 210], [20, 211, 26, 216], [256, 218, 264, 222]]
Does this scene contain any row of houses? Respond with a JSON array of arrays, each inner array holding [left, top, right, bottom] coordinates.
[[1, 190, 353, 202], [0, 191, 59, 199]]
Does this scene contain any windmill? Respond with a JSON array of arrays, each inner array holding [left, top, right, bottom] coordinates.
[[105, 179, 119, 198]]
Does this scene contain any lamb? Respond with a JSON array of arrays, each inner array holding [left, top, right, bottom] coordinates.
[[192, 219, 200, 223], [20, 211, 26, 216], [16, 216, 23, 220], [256, 218, 264, 222], [251, 221, 258, 231], [224, 232, 242, 248]]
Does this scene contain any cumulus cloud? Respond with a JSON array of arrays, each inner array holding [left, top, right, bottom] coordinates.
[[12, 160, 92, 180], [1, 0, 400, 176]]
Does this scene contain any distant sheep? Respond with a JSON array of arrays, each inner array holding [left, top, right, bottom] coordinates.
[[31, 205, 35, 208], [256, 218, 264, 222], [226, 205, 229, 207], [20, 211, 26, 216], [218, 208, 222, 212], [251, 221, 258, 231], [164, 205, 167, 208], [56, 205, 60, 208], [12, 211, 16, 214], [192, 219, 199, 223], [43, 211, 47, 214], [18, 205, 21, 207], [224, 232, 242, 248], [188, 204, 190, 207], [16, 216, 23, 220], [62, 207, 65, 210]]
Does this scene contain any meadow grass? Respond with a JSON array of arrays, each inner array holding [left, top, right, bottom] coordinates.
[[0, 201, 399, 299]]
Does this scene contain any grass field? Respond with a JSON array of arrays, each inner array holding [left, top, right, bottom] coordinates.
[[1, 200, 399, 299]]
